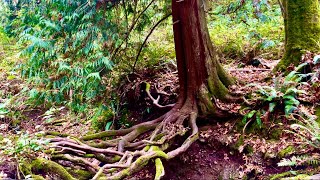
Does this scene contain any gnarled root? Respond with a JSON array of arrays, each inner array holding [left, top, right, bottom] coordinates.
[[46, 101, 200, 179]]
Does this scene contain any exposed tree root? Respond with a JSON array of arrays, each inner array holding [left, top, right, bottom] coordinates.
[[20, 158, 76, 180], [42, 101, 204, 179]]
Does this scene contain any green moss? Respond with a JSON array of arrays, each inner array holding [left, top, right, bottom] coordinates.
[[275, 0, 320, 72], [315, 106, 320, 125], [233, 135, 244, 149], [270, 172, 311, 180], [150, 146, 169, 159], [155, 158, 165, 180], [45, 131, 70, 137], [11, 119, 21, 126], [31, 158, 76, 180], [230, 135, 254, 155], [136, 125, 152, 134], [216, 61, 235, 87], [198, 85, 218, 116], [278, 146, 295, 158], [208, 75, 229, 101], [143, 145, 150, 151], [269, 128, 283, 140], [31, 175, 46, 180], [112, 155, 121, 162], [81, 130, 120, 141], [293, 174, 311, 179], [19, 160, 32, 175], [67, 169, 93, 180], [270, 171, 293, 180], [91, 107, 114, 131]]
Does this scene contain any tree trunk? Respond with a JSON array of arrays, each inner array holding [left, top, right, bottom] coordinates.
[[275, 0, 320, 72], [172, 0, 235, 117]]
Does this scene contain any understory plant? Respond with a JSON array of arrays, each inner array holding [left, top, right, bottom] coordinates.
[[242, 63, 310, 128], [2, 0, 171, 112], [277, 113, 320, 169]]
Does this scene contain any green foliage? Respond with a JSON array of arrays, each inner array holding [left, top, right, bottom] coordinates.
[[289, 113, 320, 149], [2, 0, 119, 111], [91, 105, 114, 131], [208, 0, 283, 59], [278, 155, 320, 167], [243, 63, 309, 127], [0, 27, 21, 72], [1, 132, 48, 158], [0, 101, 10, 119], [1, 0, 172, 112]]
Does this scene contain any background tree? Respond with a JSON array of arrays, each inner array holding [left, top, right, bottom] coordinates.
[[275, 0, 320, 72]]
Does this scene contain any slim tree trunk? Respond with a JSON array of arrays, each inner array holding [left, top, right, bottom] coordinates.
[[275, 0, 320, 72]]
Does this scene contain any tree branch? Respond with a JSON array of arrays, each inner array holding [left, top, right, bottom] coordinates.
[[132, 13, 172, 72]]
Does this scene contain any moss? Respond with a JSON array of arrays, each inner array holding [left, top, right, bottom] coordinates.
[[45, 131, 70, 137], [19, 160, 32, 175], [269, 128, 283, 140], [136, 125, 152, 134], [315, 106, 320, 125], [270, 171, 293, 180], [112, 155, 121, 162], [11, 119, 21, 126], [216, 60, 235, 87], [233, 135, 244, 149], [150, 146, 169, 159], [31, 158, 76, 180], [154, 158, 165, 180], [198, 85, 218, 115], [81, 131, 118, 141], [31, 175, 46, 180], [293, 174, 311, 179], [143, 145, 150, 152], [67, 168, 93, 180], [245, 145, 254, 154], [278, 145, 295, 158], [275, 0, 320, 72], [230, 135, 255, 155], [208, 75, 229, 101], [270, 172, 311, 180]]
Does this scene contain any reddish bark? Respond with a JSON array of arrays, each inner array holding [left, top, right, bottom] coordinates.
[[171, 0, 235, 116]]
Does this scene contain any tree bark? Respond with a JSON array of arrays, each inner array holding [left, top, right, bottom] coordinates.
[[275, 0, 320, 72], [172, 0, 235, 116]]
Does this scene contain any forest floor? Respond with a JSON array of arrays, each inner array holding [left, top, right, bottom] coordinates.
[[1, 26, 320, 179], [1, 53, 320, 179]]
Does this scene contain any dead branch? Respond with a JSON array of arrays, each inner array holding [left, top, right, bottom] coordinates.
[[145, 82, 175, 109], [51, 141, 124, 156], [52, 154, 98, 173]]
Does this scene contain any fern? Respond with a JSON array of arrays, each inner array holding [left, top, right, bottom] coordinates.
[[278, 155, 320, 167]]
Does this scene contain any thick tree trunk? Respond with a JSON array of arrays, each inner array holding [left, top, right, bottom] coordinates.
[[275, 0, 320, 72], [172, 0, 235, 116]]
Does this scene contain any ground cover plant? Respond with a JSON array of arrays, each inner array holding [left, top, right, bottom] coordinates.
[[0, 0, 320, 179]]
